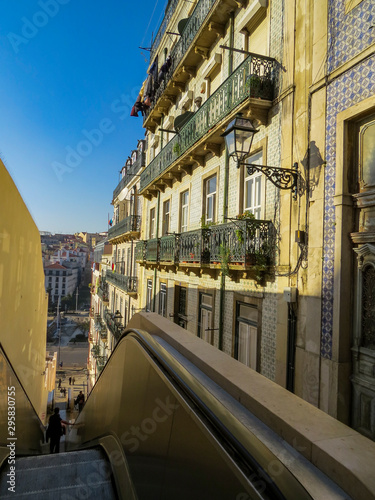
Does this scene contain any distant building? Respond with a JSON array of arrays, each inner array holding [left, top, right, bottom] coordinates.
[[44, 262, 78, 303]]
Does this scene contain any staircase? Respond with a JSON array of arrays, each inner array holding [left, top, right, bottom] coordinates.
[[0, 448, 117, 499]]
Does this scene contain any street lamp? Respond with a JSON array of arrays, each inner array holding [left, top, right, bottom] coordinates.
[[113, 310, 122, 326], [222, 114, 299, 197], [221, 114, 259, 163]]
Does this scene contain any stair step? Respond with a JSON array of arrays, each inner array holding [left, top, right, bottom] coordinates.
[[0, 448, 117, 499]]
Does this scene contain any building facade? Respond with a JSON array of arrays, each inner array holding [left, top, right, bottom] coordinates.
[[101, 0, 375, 441], [134, 0, 287, 382]]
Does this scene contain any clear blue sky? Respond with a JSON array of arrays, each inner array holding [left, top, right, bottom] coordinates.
[[0, 0, 166, 233]]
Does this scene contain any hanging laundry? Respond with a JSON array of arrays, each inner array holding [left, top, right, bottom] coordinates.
[[158, 55, 172, 81]]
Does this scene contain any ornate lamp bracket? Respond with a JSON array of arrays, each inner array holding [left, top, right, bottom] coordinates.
[[244, 162, 299, 199]]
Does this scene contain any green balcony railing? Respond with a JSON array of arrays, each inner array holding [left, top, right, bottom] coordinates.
[[179, 229, 210, 264], [135, 241, 146, 262], [146, 238, 159, 262], [106, 271, 138, 294], [209, 219, 275, 265], [160, 234, 179, 263], [150, 0, 179, 60], [97, 285, 109, 303], [108, 215, 141, 241], [145, 0, 218, 123], [104, 310, 124, 341], [137, 220, 274, 270], [113, 152, 146, 200], [141, 54, 275, 191]]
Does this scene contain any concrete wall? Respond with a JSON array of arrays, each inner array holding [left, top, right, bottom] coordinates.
[[0, 159, 49, 422]]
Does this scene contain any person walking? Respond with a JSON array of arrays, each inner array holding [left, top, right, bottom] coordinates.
[[58, 378, 61, 389], [69, 376, 72, 385], [46, 408, 69, 454], [72, 377, 75, 385], [76, 391, 85, 412]]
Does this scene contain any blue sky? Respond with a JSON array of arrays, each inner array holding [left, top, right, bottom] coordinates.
[[0, 0, 166, 233]]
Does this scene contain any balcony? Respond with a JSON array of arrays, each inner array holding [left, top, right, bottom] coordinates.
[[146, 238, 159, 262], [209, 219, 274, 268], [150, 0, 179, 61], [106, 271, 138, 295], [108, 215, 141, 243], [104, 310, 124, 341], [160, 234, 179, 264], [140, 54, 275, 194], [135, 241, 146, 263], [137, 219, 274, 274], [113, 152, 146, 201], [144, 0, 238, 128], [179, 229, 210, 265], [94, 314, 107, 340], [97, 284, 109, 304]]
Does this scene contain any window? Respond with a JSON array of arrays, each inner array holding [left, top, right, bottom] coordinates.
[[198, 293, 213, 344], [244, 151, 263, 219], [159, 283, 167, 317], [146, 279, 153, 312], [150, 208, 156, 239], [174, 285, 187, 329], [180, 191, 189, 233], [359, 119, 375, 190], [205, 175, 217, 223], [162, 200, 170, 236], [235, 302, 258, 370]]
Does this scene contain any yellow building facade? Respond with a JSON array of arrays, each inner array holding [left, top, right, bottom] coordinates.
[[0, 159, 49, 423]]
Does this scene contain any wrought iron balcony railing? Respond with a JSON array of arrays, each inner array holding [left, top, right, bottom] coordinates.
[[146, 238, 159, 262], [97, 285, 109, 303], [160, 234, 179, 263], [108, 215, 141, 241], [137, 220, 274, 270], [113, 152, 146, 200], [179, 229, 210, 264], [104, 311, 124, 341], [106, 271, 138, 294], [145, 0, 217, 123], [141, 54, 275, 191], [150, 0, 179, 60], [209, 219, 274, 265], [135, 240, 146, 262]]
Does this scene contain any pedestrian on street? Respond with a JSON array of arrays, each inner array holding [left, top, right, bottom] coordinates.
[[58, 378, 61, 388], [69, 376, 72, 385], [76, 391, 85, 412], [72, 377, 75, 385], [46, 408, 69, 454]]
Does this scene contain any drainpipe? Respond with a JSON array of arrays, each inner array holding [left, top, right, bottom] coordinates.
[[286, 303, 297, 392], [153, 191, 161, 312], [219, 14, 234, 352], [228, 12, 234, 75]]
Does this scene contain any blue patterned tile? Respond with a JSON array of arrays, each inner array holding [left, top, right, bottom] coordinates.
[[322, 54, 375, 359]]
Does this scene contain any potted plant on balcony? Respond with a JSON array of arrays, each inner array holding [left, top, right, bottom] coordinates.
[[235, 211, 255, 244]]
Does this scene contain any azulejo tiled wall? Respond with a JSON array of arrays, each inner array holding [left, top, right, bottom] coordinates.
[[322, 54, 375, 359], [327, 0, 375, 73]]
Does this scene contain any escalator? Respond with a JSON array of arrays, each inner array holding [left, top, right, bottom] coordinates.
[[0, 330, 348, 499]]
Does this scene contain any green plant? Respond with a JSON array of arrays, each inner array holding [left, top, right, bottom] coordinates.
[[219, 244, 230, 276], [200, 215, 216, 229], [91, 344, 100, 357], [173, 142, 181, 155], [235, 229, 244, 243], [236, 210, 255, 220]]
